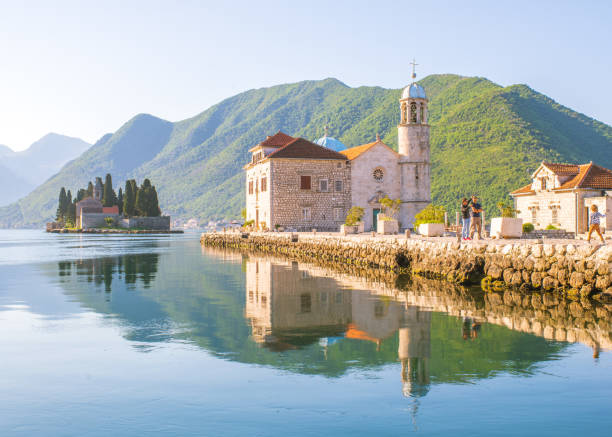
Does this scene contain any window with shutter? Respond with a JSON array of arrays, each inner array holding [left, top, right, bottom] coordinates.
[[300, 176, 311, 190]]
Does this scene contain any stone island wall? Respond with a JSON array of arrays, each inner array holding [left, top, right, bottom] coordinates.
[[201, 232, 612, 298]]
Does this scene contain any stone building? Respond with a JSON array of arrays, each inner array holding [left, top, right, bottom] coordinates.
[[511, 162, 612, 233], [75, 178, 120, 229], [244, 71, 431, 231], [244, 133, 352, 231]]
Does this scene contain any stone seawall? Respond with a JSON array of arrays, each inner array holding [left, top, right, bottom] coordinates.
[[201, 232, 612, 297]]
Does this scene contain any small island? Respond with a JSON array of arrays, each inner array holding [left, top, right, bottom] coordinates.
[[46, 174, 182, 234]]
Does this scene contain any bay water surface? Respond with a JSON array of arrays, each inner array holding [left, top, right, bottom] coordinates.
[[0, 230, 610, 436]]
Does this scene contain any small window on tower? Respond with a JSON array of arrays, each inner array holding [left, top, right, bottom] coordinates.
[[410, 102, 417, 123], [420, 104, 424, 123], [261, 177, 267, 192]]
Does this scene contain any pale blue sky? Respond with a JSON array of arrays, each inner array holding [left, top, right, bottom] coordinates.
[[1, 0, 611, 150]]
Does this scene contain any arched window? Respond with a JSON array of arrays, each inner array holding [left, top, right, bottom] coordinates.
[[401, 103, 407, 123], [420, 104, 424, 123], [410, 102, 417, 123]]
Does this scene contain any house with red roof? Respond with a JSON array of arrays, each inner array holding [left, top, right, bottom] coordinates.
[[510, 161, 612, 233]]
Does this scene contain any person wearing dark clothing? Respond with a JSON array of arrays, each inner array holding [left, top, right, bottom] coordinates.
[[460, 198, 472, 240], [469, 196, 483, 240]]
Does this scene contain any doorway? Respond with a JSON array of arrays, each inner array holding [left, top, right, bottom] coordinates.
[[373, 208, 381, 231]]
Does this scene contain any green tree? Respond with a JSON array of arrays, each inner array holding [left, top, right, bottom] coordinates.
[[117, 187, 124, 215], [56, 187, 67, 221], [149, 185, 161, 217], [65, 191, 76, 226], [87, 181, 94, 197], [123, 180, 136, 217], [102, 173, 115, 207], [414, 204, 446, 226], [76, 188, 88, 202]]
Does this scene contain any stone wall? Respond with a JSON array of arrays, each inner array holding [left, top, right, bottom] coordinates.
[[270, 158, 351, 231], [201, 232, 612, 297], [514, 189, 607, 233], [121, 216, 171, 230], [81, 212, 119, 229]]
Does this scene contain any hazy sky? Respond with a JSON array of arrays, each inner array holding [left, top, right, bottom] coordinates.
[[1, 0, 611, 151]]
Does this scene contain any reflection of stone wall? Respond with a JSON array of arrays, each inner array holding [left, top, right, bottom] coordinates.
[[201, 233, 612, 295], [210, 247, 612, 352]]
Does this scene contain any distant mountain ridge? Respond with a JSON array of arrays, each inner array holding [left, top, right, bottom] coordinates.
[[1, 74, 611, 228], [0, 133, 90, 207]]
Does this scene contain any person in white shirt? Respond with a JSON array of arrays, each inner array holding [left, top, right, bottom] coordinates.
[[587, 204, 606, 243]]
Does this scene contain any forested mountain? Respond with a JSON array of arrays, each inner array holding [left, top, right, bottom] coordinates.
[[1, 75, 611, 228], [0, 133, 90, 206]]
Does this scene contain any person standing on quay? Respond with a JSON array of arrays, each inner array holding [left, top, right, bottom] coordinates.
[[461, 198, 472, 240], [587, 204, 606, 243], [469, 195, 483, 240]]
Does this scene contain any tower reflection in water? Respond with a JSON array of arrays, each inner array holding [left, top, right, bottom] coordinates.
[[244, 256, 432, 398]]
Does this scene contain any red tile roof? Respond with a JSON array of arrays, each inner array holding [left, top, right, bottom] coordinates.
[[267, 137, 348, 160], [510, 184, 535, 195], [556, 163, 612, 190], [512, 162, 612, 196], [259, 131, 295, 148], [541, 162, 580, 175]]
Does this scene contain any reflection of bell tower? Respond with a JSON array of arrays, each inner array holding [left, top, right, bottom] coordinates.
[[398, 304, 431, 398], [398, 59, 431, 229]]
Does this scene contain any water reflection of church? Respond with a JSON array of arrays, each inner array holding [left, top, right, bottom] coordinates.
[[244, 257, 431, 397]]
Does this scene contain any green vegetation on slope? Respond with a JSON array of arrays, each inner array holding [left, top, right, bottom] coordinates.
[[2, 75, 611, 227]]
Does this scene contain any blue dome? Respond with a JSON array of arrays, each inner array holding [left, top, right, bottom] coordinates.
[[401, 83, 427, 99], [315, 135, 347, 152]]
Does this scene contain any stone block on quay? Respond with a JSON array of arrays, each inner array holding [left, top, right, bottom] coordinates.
[[418, 223, 444, 237]]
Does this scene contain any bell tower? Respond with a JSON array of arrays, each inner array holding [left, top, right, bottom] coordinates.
[[397, 59, 431, 229]]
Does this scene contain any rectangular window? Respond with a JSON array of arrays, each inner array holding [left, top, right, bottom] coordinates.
[[261, 177, 267, 192], [552, 208, 559, 224], [335, 180, 343, 192], [300, 293, 312, 313], [302, 207, 311, 221], [319, 179, 328, 192], [541, 178, 547, 190], [531, 208, 537, 223], [248, 180, 253, 195], [300, 175, 311, 190], [333, 207, 342, 221]]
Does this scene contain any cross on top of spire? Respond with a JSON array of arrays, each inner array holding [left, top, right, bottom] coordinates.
[[410, 58, 418, 81]]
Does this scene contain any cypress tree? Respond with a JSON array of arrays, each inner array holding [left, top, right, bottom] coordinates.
[[66, 191, 75, 226], [130, 179, 138, 215], [102, 173, 114, 207], [117, 187, 124, 215], [123, 181, 132, 217], [87, 181, 94, 197], [76, 188, 88, 202], [135, 182, 147, 217], [56, 187, 67, 221], [149, 185, 161, 217]]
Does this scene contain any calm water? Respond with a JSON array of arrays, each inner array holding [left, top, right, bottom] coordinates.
[[0, 230, 611, 436]]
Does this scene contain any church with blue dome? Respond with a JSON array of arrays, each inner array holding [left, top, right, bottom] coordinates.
[[244, 60, 431, 233], [315, 126, 347, 152]]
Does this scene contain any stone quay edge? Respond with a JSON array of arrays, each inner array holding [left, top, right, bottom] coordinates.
[[200, 232, 612, 298]]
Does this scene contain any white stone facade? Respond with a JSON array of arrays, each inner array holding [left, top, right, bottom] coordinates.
[[511, 162, 612, 233], [348, 142, 401, 231], [397, 93, 431, 229]]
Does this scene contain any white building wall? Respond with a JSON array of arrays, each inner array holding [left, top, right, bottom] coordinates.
[[245, 161, 272, 229], [349, 143, 401, 231]]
